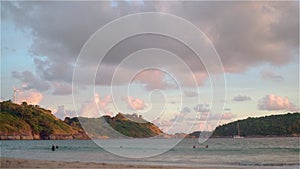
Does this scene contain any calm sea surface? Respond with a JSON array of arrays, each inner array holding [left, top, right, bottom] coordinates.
[[1, 137, 299, 168]]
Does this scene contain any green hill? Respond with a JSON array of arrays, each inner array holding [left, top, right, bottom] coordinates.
[[0, 100, 86, 140], [64, 113, 162, 138], [212, 113, 300, 137], [0, 100, 162, 140]]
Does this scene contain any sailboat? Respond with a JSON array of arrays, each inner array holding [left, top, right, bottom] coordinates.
[[233, 122, 244, 139]]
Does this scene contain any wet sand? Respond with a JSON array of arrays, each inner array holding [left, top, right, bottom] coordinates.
[[1, 157, 247, 169]]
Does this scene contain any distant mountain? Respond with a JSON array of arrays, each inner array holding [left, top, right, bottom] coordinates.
[[212, 113, 300, 137], [0, 100, 162, 140]]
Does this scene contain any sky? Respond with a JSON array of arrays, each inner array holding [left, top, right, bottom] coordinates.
[[1, 1, 299, 134]]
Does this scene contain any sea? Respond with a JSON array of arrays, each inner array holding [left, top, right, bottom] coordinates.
[[1, 137, 299, 168]]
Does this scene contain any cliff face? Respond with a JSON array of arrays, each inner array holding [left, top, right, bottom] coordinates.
[[0, 101, 163, 140]]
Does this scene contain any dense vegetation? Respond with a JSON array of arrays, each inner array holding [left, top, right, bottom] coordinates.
[[213, 113, 300, 137], [107, 113, 162, 137], [0, 100, 77, 139], [65, 113, 162, 138], [0, 100, 162, 139], [2, 100, 298, 139]]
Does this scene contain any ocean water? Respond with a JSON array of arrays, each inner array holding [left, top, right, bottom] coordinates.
[[1, 137, 299, 168]]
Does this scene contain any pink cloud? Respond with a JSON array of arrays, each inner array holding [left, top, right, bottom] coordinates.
[[187, 72, 208, 86], [79, 101, 98, 118], [16, 89, 43, 105], [221, 112, 237, 120], [197, 111, 210, 121], [95, 94, 111, 109], [126, 96, 146, 110], [134, 69, 171, 90], [175, 71, 208, 87], [79, 94, 112, 117], [258, 94, 298, 111], [53, 105, 76, 119]]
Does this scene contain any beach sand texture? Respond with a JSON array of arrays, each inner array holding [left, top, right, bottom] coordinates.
[[1, 158, 247, 169]]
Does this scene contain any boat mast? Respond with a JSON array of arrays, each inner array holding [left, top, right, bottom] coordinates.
[[237, 122, 240, 136]]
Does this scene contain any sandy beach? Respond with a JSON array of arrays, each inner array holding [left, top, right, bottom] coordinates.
[[1, 157, 249, 169]]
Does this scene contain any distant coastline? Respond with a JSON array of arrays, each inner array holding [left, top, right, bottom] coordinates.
[[1, 100, 299, 140]]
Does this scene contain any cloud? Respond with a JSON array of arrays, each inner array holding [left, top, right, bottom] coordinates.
[[221, 112, 237, 120], [79, 94, 112, 117], [53, 105, 76, 119], [16, 89, 43, 105], [181, 72, 208, 87], [261, 70, 284, 82], [155, 1, 298, 72], [169, 107, 191, 123], [133, 69, 173, 90], [224, 108, 231, 111], [196, 111, 236, 121], [12, 71, 73, 95], [194, 104, 210, 113], [232, 95, 252, 102], [126, 96, 146, 110], [180, 107, 191, 113], [3, 1, 298, 93], [95, 94, 112, 109], [12, 71, 51, 91], [258, 94, 298, 111], [52, 82, 72, 95], [79, 102, 99, 118], [184, 91, 198, 97]]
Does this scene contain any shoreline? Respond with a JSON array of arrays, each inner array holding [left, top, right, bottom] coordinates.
[[0, 136, 299, 141], [1, 157, 250, 169]]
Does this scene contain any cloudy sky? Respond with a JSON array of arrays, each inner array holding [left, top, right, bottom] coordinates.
[[1, 1, 299, 133]]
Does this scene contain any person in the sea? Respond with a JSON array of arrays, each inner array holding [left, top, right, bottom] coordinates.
[[52, 144, 56, 151], [56, 145, 59, 149]]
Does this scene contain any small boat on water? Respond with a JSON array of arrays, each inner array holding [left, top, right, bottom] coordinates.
[[233, 122, 244, 139]]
